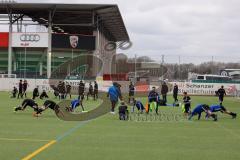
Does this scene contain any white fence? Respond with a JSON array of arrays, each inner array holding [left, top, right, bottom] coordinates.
[[0, 78, 113, 93], [0, 78, 239, 96]]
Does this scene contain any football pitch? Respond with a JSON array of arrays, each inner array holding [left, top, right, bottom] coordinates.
[[0, 91, 239, 160]]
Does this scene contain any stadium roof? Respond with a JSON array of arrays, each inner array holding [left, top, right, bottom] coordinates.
[[0, 3, 129, 42]]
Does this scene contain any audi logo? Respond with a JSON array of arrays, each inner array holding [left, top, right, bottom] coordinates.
[[20, 34, 40, 42]]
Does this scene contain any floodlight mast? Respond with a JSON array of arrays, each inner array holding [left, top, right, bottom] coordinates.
[[24, 24, 27, 79], [47, 11, 52, 79], [7, 9, 13, 77], [134, 54, 137, 82]]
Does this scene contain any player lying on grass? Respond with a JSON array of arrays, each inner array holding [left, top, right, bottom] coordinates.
[[188, 104, 217, 121], [206, 104, 237, 119], [147, 86, 160, 114], [35, 100, 64, 117], [14, 99, 38, 113], [132, 99, 145, 114]]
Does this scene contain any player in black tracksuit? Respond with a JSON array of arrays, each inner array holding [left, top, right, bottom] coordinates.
[[161, 82, 168, 104], [40, 90, 49, 99], [36, 100, 60, 114], [183, 92, 191, 117], [94, 81, 98, 100], [78, 81, 85, 100], [87, 82, 94, 100], [23, 80, 28, 98], [173, 83, 178, 103], [217, 86, 226, 105], [14, 99, 38, 112], [51, 85, 59, 98], [32, 87, 39, 100], [17, 80, 23, 99], [128, 82, 135, 103], [66, 84, 72, 99], [11, 86, 18, 98], [57, 81, 66, 99]]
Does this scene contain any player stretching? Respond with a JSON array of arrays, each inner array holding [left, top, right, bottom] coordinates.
[[14, 99, 38, 113], [207, 104, 237, 119], [36, 100, 64, 117], [70, 98, 84, 112], [132, 99, 145, 114], [188, 104, 217, 121]]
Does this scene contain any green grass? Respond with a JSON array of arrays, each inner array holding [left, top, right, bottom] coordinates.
[[0, 92, 239, 160]]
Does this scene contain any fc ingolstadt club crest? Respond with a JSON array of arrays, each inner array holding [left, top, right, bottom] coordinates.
[[69, 35, 79, 48]]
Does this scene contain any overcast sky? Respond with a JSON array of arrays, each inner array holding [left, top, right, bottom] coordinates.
[[2, 0, 240, 63]]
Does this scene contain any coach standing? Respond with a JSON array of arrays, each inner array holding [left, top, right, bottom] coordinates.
[[161, 82, 168, 104], [107, 82, 122, 114]]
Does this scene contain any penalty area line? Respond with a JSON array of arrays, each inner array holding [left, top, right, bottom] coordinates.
[[21, 140, 56, 160], [0, 137, 51, 142]]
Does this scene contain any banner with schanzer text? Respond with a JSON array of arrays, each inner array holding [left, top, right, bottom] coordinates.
[[172, 82, 240, 96]]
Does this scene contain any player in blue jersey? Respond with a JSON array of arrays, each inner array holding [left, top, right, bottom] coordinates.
[[207, 104, 237, 119], [14, 99, 38, 113], [70, 98, 84, 112], [133, 99, 145, 113], [147, 87, 160, 114], [107, 82, 122, 113], [188, 104, 217, 121]]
